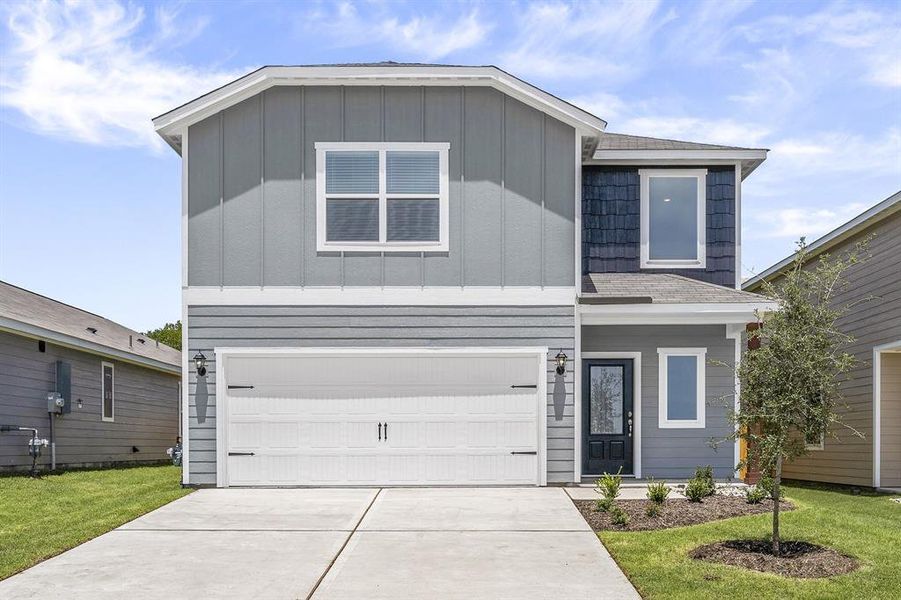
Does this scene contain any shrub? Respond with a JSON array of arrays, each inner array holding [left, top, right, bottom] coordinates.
[[610, 505, 630, 526], [645, 503, 662, 518], [745, 486, 767, 504], [693, 465, 716, 497], [595, 468, 623, 502], [684, 478, 708, 502], [595, 497, 613, 512], [757, 474, 775, 498], [646, 478, 670, 504]]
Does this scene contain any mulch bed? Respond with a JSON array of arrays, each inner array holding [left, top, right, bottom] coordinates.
[[573, 495, 793, 532], [690, 540, 859, 578]]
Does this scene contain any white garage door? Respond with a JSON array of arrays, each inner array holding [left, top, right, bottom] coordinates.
[[219, 350, 545, 487]]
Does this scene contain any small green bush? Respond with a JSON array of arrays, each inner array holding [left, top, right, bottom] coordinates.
[[595, 497, 613, 512], [745, 485, 767, 504], [595, 468, 623, 502], [645, 502, 662, 518], [646, 478, 670, 504], [684, 478, 708, 502], [692, 465, 716, 496], [610, 505, 630, 526], [757, 474, 775, 498]]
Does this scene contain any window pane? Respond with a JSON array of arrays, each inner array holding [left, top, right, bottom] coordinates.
[[326, 199, 379, 242], [387, 151, 439, 194], [666, 355, 698, 420], [386, 199, 440, 241], [649, 177, 699, 260], [326, 151, 379, 194], [590, 365, 624, 434], [103, 365, 113, 419]]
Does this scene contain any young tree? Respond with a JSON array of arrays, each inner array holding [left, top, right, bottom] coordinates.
[[733, 239, 867, 555], [144, 320, 182, 351]]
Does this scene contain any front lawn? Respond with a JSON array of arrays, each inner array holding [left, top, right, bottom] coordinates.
[[0, 465, 190, 580], [599, 483, 900, 599]]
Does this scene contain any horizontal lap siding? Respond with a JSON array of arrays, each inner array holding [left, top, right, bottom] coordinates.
[[0, 331, 179, 471], [582, 324, 735, 478], [780, 211, 901, 487], [186, 305, 575, 485]]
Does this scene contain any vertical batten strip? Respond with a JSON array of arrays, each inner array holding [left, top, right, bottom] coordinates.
[[218, 111, 224, 289], [420, 86, 426, 288], [299, 87, 305, 288], [460, 87, 466, 289], [380, 86, 386, 288], [259, 90, 265, 288], [500, 94, 506, 289], [540, 115, 546, 289]]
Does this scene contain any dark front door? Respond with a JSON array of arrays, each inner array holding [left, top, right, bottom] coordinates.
[[582, 359, 634, 476]]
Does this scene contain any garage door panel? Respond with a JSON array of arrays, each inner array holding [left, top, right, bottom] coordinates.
[[224, 352, 542, 486]]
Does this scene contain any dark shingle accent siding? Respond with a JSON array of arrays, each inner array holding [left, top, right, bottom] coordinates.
[[582, 166, 736, 287]]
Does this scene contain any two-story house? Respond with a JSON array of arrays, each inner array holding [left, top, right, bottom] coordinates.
[[154, 64, 776, 487]]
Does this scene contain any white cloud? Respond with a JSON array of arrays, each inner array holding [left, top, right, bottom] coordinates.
[[747, 203, 869, 240], [616, 116, 771, 147], [0, 0, 242, 149], [297, 3, 490, 61]]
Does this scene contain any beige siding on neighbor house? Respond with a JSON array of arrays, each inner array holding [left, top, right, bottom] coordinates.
[[880, 353, 901, 487], [780, 210, 901, 487]]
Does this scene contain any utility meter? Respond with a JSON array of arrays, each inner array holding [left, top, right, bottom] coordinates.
[[47, 392, 64, 414]]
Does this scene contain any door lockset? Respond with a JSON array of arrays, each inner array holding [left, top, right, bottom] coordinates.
[[627, 411, 633, 438]]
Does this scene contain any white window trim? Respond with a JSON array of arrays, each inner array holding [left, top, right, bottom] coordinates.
[[101, 361, 115, 422], [315, 142, 450, 252], [640, 168, 707, 269], [657, 348, 706, 429]]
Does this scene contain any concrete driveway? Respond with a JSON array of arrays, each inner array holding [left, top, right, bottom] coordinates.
[[0, 487, 639, 599]]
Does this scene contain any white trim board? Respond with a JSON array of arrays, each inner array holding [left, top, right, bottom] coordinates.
[[184, 286, 576, 306], [873, 339, 901, 488], [578, 302, 776, 325], [213, 346, 549, 487], [581, 352, 643, 479]]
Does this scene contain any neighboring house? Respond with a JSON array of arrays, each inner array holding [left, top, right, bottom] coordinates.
[[744, 191, 901, 490], [153, 63, 776, 487], [0, 281, 181, 472]]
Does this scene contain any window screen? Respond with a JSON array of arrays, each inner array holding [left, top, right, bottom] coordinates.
[[326, 199, 379, 242], [648, 177, 699, 260], [387, 199, 440, 241], [666, 355, 698, 420]]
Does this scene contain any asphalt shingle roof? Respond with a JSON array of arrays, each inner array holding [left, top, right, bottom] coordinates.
[[582, 273, 772, 304], [594, 132, 763, 152], [0, 281, 180, 368]]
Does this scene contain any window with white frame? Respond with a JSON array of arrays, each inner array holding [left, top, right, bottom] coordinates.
[[101, 361, 115, 422], [805, 430, 825, 450], [640, 169, 707, 269], [658, 348, 706, 428], [315, 142, 449, 252]]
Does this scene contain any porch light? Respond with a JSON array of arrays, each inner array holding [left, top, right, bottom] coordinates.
[[555, 351, 567, 375], [193, 352, 208, 377]]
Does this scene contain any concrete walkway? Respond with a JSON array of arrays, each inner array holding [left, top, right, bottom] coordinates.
[[0, 487, 639, 600]]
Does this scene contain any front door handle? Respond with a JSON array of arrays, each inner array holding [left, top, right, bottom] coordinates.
[[378, 422, 382, 441], [627, 411, 633, 438]]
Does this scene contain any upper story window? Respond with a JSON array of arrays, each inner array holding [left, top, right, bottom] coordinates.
[[315, 142, 449, 252], [640, 169, 707, 269]]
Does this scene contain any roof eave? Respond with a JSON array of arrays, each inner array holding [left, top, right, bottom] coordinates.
[[589, 149, 768, 181]]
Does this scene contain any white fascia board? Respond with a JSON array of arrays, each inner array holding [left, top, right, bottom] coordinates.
[[578, 302, 777, 325], [0, 318, 180, 375], [154, 66, 607, 150], [744, 190, 901, 291], [184, 286, 576, 306]]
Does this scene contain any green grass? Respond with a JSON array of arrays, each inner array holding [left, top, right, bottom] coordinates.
[[0, 465, 191, 580], [599, 483, 901, 599]]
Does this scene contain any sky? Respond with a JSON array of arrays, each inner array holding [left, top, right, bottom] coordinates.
[[0, 0, 899, 332]]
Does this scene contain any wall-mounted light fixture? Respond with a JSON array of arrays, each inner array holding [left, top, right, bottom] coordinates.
[[193, 352, 207, 377], [555, 350, 567, 375]]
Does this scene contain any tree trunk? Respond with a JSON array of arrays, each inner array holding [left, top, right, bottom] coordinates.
[[772, 454, 782, 555]]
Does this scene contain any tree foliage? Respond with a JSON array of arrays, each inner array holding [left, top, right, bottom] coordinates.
[[144, 320, 182, 351], [732, 238, 868, 554]]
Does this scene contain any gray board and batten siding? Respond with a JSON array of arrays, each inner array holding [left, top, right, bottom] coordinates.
[[185, 306, 576, 485], [0, 330, 180, 471], [582, 166, 736, 287], [187, 85, 576, 289], [582, 324, 736, 479]]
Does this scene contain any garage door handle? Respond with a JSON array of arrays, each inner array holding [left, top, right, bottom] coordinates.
[[511, 384, 537, 389], [227, 385, 254, 390], [378, 422, 382, 441], [510, 451, 537, 455], [228, 452, 255, 456], [384, 422, 388, 441]]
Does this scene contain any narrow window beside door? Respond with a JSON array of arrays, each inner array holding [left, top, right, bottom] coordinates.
[[101, 362, 115, 422], [657, 348, 706, 428]]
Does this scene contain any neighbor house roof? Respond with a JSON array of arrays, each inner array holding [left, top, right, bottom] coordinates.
[[590, 132, 768, 179], [582, 273, 772, 304], [0, 281, 180, 374], [743, 190, 901, 291], [152, 63, 608, 152]]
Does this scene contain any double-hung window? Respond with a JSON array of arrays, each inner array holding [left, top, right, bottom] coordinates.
[[640, 169, 707, 269], [316, 142, 449, 252], [658, 348, 706, 428]]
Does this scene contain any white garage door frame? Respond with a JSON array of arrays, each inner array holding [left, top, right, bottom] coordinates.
[[214, 346, 549, 487]]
